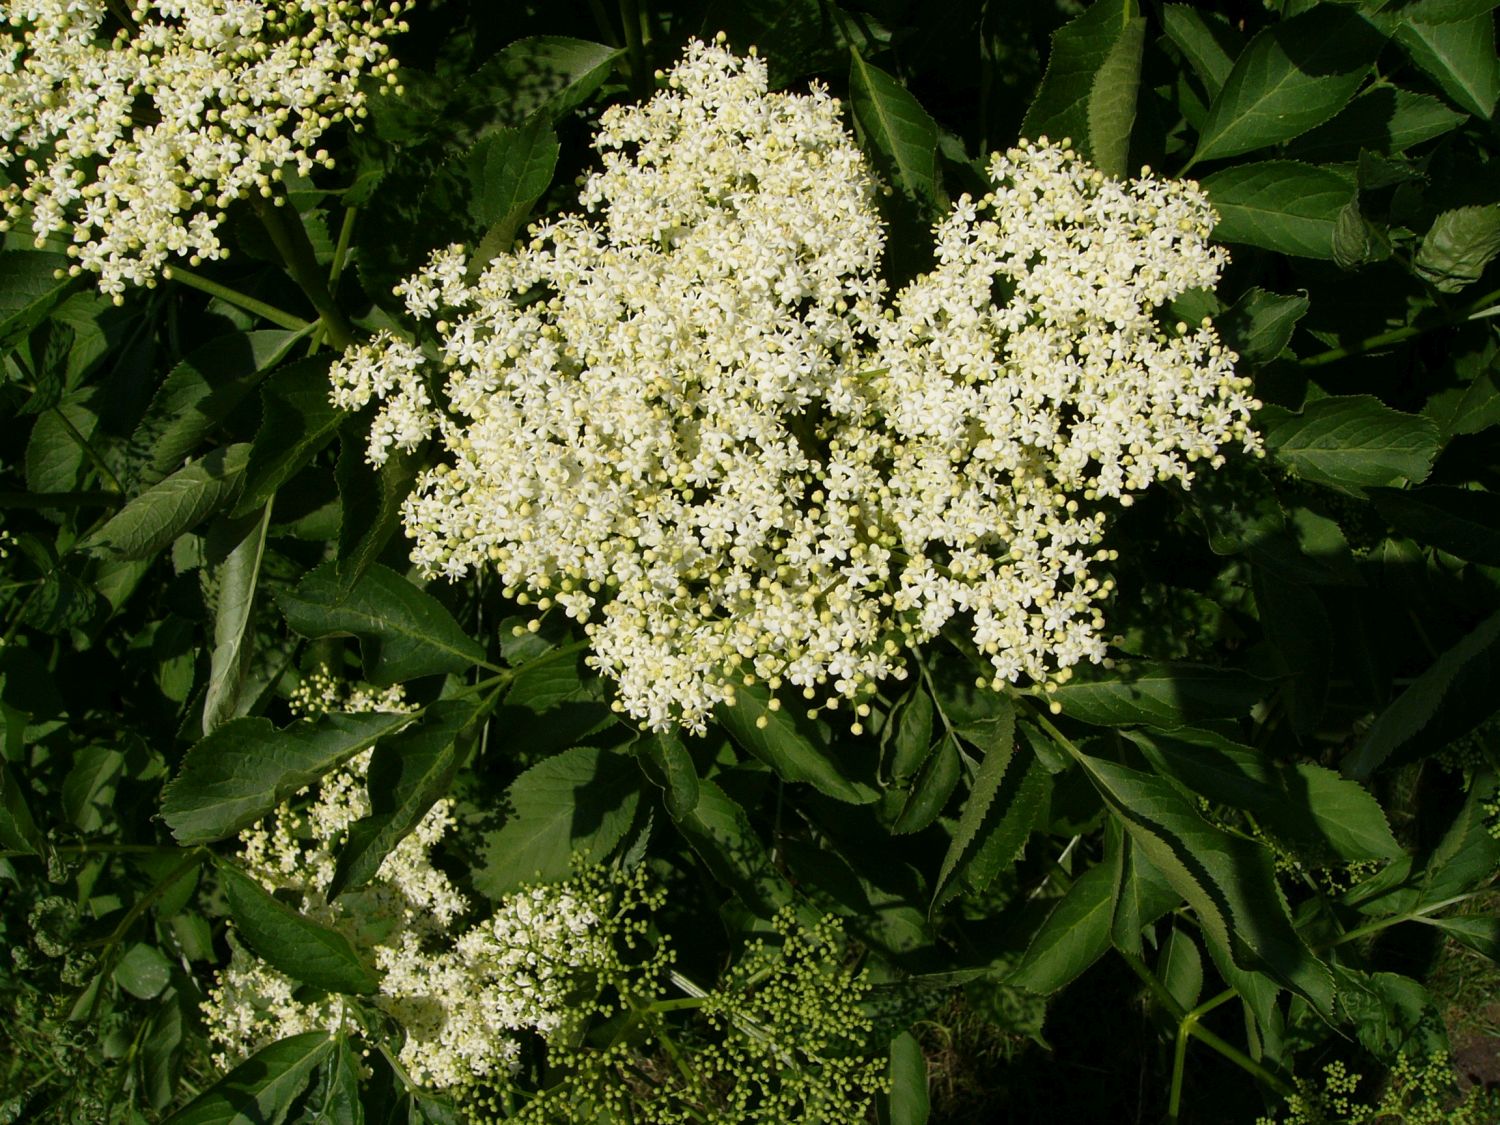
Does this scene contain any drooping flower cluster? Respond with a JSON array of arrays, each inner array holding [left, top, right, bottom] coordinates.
[[0, 0, 409, 298], [329, 38, 1260, 733], [201, 679, 618, 1088]]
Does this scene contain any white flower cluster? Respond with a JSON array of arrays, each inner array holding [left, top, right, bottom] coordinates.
[[202, 681, 614, 1089], [0, 0, 409, 298], [329, 39, 1260, 733]]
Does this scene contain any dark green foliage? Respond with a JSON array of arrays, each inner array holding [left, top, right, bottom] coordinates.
[[4, 2, 1500, 1122]]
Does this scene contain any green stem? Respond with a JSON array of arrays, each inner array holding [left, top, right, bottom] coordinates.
[[255, 196, 356, 351], [308, 206, 360, 355], [1326, 892, 1483, 949], [1299, 282, 1500, 368], [164, 265, 311, 332], [0, 843, 183, 860], [619, 0, 649, 95], [1121, 952, 1296, 1109], [1168, 988, 1236, 1120]]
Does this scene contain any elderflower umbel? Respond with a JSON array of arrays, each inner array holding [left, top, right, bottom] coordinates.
[[867, 138, 1260, 689], [331, 42, 1259, 733], [201, 678, 619, 1089], [332, 37, 896, 732], [0, 0, 410, 298]]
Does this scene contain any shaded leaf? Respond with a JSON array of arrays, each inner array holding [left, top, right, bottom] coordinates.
[[1396, 14, 1499, 118], [79, 444, 251, 559], [1009, 862, 1115, 994], [1130, 729, 1401, 864], [1415, 205, 1500, 292], [718, 684, 876, 804], [220, 864, 380, 994], [329, 700, 474, 898], [164, 1032, 333, 1125], [1203, 161, 1355, 258], [1289, 86, 1467, 158], [671, 778, 797, 917], [162, 710, 414, 843], [891, 733, 962, 835], [128, 331, 299, 487], [474, 746, 641, 898], [1192, 8, 1385, 163], [233, 356, 341, 518], [279, 562, 484, 686], [1345, 611, 1500, 779], [333, 435, 420, 599], [1162, 5, 1244, 97], [1372, 486, 1500, 565], [1021, 0, 1147, 177], [202, 505, 272, 734], [0, 251, 75, 351], [634, 730, 700, 820], [1216, 287, 1309, 365], [1263, 395, 1440, 491], [881, 1031, 930, 1125], [849, 51, 941, 205], [114, 942, 172, 1000], [932, 699, 1017, 906], [1049, 662, 1265, 727]]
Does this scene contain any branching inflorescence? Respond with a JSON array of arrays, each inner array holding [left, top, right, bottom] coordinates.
[[329, 37, 1261, 733], [0, 0, 409, 298]]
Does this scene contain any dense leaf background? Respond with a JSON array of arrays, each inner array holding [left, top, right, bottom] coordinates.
[[3, 1, 1500, 1122]]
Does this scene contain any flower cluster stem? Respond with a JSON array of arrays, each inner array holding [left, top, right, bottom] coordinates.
[[255, 196, 356, 351]]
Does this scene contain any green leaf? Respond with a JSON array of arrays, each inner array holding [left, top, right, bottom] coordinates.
[[1192, 8, 1386, 164], [1345, 611, 1500, 779], [669, 778, 797, 917], [1009, 862, 1115, 994], [1254, 568, 1331, 735], [473, 746, 641, 898], [0, 251, 75, 352], [333, 434, 419, 599], [468, 114, 561, 265], [79, 444, 251, 559], [891, 733, 962, 835], [329, 700, 473, 898], [1415, 205, 1500, 292], [162, 710, 414, 844], [1424, 357, 1500, 438], [164, 1032, 334, 1125], [202, 505, 273, 735], [931, 698, 1017, 906], [278, 562, 485, 686], [1130, 730, 1402, 864], [848, 51, 942, 205], [1386, 0, 1500, 22], [114, 942, 173, 1000], [1159, 927, 1204, 1012], [1049, 662, 1265, 727], [1216, 287, 1309, 365], [1162, 5, 1244, 98], [634, 730, 700, 820], [1263, 395, 1441, 491], [452, 37, 621, 132], [1202, 161, 1355, 258], [1021, 0, 1147, 177], [61, 746, 124, 832], [886, 686, 935, 783], [717, 684, 876, 804], [881, 1031, 930, 1125], [220, 864, 380, 993], [1288, 86, 1467, 158], [1420, 914, 1500, 963], [1395, 14, 1499, 118], [233, 357, 341, 518], [0, 760, 49, 859], [1074, 749, 1333, 1012], [298, 1038, 364, 1125], [1372, 486, 1500, 565], [128, 331, 299, 487], [1109, 832, 1181, 953]]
